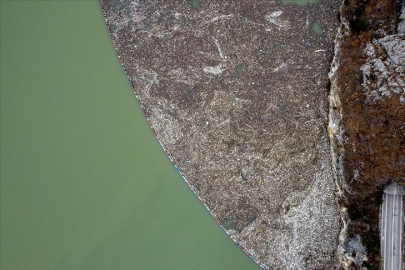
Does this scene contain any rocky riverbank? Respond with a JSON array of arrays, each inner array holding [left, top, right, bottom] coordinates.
[[329, 0, 405, 268]]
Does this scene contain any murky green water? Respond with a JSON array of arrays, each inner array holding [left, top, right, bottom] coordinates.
[[312, 22, 324, 35], [0, 1, 259, 269], [281, 0, 317, 5]]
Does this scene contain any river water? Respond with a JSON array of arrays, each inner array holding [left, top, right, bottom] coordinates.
[[0, 1, 259, 269]]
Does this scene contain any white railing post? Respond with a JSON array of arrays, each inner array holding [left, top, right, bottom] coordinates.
[[381, 182, 404, 270]]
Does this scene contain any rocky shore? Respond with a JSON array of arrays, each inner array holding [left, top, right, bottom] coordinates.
[[329, 0, 404, 268]]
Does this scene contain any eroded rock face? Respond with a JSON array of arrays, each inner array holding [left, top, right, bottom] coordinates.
[[100, 1, 341, 268], [328, 0, 405, 268], [361, 34, 405, 102]]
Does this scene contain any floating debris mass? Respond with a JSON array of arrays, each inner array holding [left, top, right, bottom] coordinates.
[[100, 0, 345, 269]]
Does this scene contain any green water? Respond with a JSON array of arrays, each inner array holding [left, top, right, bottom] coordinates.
[[188, 0, 201, 10], [0, 1, 260, 270], [281, 0, 317, 5], [312, 22, 324, 35]]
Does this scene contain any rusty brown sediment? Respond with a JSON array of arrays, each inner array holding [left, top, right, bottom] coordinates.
[[329, 0, 405, 268]]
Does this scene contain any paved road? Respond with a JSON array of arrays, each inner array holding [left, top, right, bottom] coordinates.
[[382, 183, 404, 270]]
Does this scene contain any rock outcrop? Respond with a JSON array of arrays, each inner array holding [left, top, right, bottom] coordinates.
[[328, 0, 405, 268]]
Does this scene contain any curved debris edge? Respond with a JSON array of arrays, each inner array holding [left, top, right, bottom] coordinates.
[[98, 1, 269, 269], [327, 1, 352, 268]]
